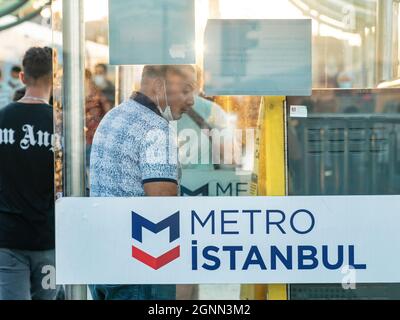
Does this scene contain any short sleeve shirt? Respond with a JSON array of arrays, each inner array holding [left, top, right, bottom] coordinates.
[[90, 93, 180, 197], [0, 102, 55, 250]]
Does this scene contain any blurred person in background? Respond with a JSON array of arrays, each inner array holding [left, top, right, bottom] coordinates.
[[7, 66, 23, 92], [93, 63, 116, 107], [85, 69, 112, 191], [0, 70, 12, 110], [0, 47, 58, 300], [177, 67, 232, 172]]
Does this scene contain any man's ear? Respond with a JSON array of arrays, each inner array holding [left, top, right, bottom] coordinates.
[[153, 77, 164, 95], [19, 72, 26, 85]]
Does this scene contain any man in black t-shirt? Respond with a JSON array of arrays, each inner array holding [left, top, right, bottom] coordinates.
[[0, 47, 57, 300]]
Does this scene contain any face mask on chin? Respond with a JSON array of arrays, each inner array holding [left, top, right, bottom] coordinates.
[[159, 105, 175, 121], [156, 80, 176, 122]]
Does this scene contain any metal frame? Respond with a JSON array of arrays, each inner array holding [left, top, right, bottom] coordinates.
[[62, 0, 87, 300]]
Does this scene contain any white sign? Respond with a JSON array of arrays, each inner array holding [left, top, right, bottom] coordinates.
[[290, 105, 308, 118], [56, 196, 400, 285], [108, 0, 195, 65], [204, 19, 312, 96]]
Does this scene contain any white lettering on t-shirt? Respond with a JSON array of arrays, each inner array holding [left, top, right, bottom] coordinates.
[[37, 130, 52, 149], [0, 128, 15, 145], [0, 125, 55, 151], [20, 124, 37, 150]]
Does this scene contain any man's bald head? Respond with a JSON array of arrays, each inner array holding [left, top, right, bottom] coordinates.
[[141, 65, 196, 88]]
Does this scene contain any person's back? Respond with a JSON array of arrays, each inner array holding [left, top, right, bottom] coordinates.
[[89, 65, 196, 301], [0, 102, 54, 249], [90, 97, 175, 198], [0, 47, 57, 300], [178, 95, 232, 170]]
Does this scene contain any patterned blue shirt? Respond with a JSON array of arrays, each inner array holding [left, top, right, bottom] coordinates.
[[90, 93, 179, 197]]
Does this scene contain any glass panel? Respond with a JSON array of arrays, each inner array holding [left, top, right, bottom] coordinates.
[[205, 0, 382, 89], [51, 0, 400, 300], [288, 88, 400, 195], [287, 89, 400, 299]]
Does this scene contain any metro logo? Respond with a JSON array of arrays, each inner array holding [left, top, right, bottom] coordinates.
[[181, 184, 209, 196], [131, 211, 180, 270]]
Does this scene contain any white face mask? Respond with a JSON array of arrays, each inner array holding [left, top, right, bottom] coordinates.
[[93, 75, 107, 89], [339, 81, 352, 89], [156, 80, 175, 122], [159, 105, 175, 122]]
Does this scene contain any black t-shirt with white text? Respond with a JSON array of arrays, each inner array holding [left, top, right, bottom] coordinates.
[[0, 102, 55, 250]]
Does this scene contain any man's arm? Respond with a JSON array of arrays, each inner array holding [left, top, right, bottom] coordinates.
[[144, 181, 178, 196], [139, 124, 179, 196]]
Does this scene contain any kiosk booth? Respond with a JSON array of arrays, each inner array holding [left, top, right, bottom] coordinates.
[[53, 0, 400, 300]]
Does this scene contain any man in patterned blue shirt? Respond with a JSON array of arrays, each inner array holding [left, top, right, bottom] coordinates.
[[89, 65, 196, 300]]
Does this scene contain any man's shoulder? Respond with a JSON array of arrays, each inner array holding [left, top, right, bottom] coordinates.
[[2, 102, 18, 108], [0, 102, 18, 115], [124, 99, 169, 130], [3, 102, 52, 113], [95, 100, 168, 141], [95, 102, 129, 129], [0, 104, 53, 126]]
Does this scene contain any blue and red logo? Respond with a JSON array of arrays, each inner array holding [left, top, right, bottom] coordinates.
[[131, 211, 180, 270]]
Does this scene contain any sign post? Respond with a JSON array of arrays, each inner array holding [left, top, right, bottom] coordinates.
[[240, 96, 288, 300], [61, 0, 87, 300]]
